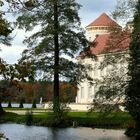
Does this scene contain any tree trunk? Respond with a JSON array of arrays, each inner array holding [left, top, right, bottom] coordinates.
[[0, 102, 4, 115], [135, 119, 140, 139], [8, 99, 12, 108], [53, 0, 60, 114]]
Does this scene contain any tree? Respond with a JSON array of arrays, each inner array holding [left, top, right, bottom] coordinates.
[[0, 0, 14, 114], [125, 0, 140, 138], [19, 98, 24, 108], [0, 58, 36, 114], [16, 0, 89, 118], [90, 53, 129, 112], [21, 82, 39, 102], [0, 1, 12, 45], [0, 59, 35, 82], [0, 86, 5, 114], [111, 0, 136, 23], [91, 0, 140, 138], [0, 0, 36, 114], [90, 24, 131, 109]]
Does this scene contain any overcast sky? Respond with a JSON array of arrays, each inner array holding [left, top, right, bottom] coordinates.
[[0, 0, 117, 64]]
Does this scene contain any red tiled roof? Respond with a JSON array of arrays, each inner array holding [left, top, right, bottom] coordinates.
[[90, 34, 110, 55], [87, 13, 120, 27], [78, 13, 130, 58], [78, 34, 130, 58], [89, 34, 130, 55]]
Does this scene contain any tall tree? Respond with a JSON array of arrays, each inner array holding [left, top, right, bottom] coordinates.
[[112, 0, 135, 20], [0, 0, 13, 114], [126, 0, 140, 138], [16, 0, 89, 116]]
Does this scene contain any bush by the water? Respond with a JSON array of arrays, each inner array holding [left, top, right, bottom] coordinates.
[[125, 125, 140, 139], [50, 103, 71, 127], [0, 133, 9, 140], [32, 100, 36, 108], [25, 110, 33, 125], [19, 100, 24, 108], [7, 100, 12, 108]]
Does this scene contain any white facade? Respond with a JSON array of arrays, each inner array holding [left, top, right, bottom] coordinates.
[[76, 14, 129, 104], [76, 53, 128, 104], [86, 26, 110, 41]]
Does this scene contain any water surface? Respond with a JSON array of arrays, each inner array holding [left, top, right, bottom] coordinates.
[[0, 123, 134, 140], [2, 103, 43, 108]]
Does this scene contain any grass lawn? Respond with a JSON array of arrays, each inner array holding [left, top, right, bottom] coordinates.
[[68, 112, 134, 128], [0, 108, 134, 128]]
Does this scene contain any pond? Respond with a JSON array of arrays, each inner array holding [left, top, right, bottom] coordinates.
[[0, 123, 134, 140], [1, 103, 43, 108]]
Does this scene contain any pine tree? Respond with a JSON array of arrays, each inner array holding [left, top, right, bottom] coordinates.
[[126, 0, 140, 138], [0, 1, 12, 45], [16, 0, 89, 117], [0, 1, 12, 114]]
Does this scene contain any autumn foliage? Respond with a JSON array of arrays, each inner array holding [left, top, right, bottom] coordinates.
[[0, 81, 77, 103]]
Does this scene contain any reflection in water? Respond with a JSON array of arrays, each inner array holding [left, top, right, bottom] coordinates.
[[0, 123, 134, 140], [2, 103, 43, 108]]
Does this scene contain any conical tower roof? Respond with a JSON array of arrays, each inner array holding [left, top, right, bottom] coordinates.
[[87, 13, 120, 27]]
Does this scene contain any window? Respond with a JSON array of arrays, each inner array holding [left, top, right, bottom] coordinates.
[[94, 69, 99, 77], [106, 65, 112, 75], [93, 63, 98, 77], [81, 87, 84, 99], [101, 68, 106, 76], [94, 85, 99, 94], [89, 70, 93, 78], [119, 65, 126, 75], [88, 86, 92, 98], [93, 63, 101, 77]]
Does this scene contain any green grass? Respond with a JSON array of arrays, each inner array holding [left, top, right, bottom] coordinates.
[[0, 110, 134, 128], [0, 112, 24, 123], [68, 112, 134, 128]]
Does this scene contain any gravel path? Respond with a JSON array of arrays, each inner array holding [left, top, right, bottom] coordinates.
[[5, 109, 47, 115]]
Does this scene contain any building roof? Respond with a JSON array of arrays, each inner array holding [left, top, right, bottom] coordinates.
[[89, 34, 130, 55], [90, 34, 110, 55], [79, 34, 130, 57], [86, 13, 120, 27], [78, 13, 130, 58]]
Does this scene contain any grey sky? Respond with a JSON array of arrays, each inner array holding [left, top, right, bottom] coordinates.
[[0, 0, 117, 64]]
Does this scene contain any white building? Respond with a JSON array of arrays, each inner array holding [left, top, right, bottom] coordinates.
[[76, 13, 130, 104]]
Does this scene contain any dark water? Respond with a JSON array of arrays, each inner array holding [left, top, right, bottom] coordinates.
[[0, 123, 134, 140]]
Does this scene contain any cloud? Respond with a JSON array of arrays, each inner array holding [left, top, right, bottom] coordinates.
[[11, 29, 26, 47], [0, 45, 26, 64]]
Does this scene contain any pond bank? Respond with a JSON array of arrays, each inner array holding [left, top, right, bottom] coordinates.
[[0, 111, 134, 129]]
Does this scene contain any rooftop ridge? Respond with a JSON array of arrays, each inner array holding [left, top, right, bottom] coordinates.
[[86, 13, 120, 27]]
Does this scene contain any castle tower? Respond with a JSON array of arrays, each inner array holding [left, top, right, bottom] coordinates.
[[86, 13, 120, 41]]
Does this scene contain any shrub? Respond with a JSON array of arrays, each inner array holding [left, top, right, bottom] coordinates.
[[0, 133, 9, 140], [19, 100, 24, 108], [25, 109, 33, 125], [32, 100, 37, 108], [7, 100, 12, 108], [50, 103, 71, 127]]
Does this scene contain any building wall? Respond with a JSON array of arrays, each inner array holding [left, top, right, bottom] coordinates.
[[76, 52, 129, 104], [86, 26, 110, 41], [76, 16, 129, 104]]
